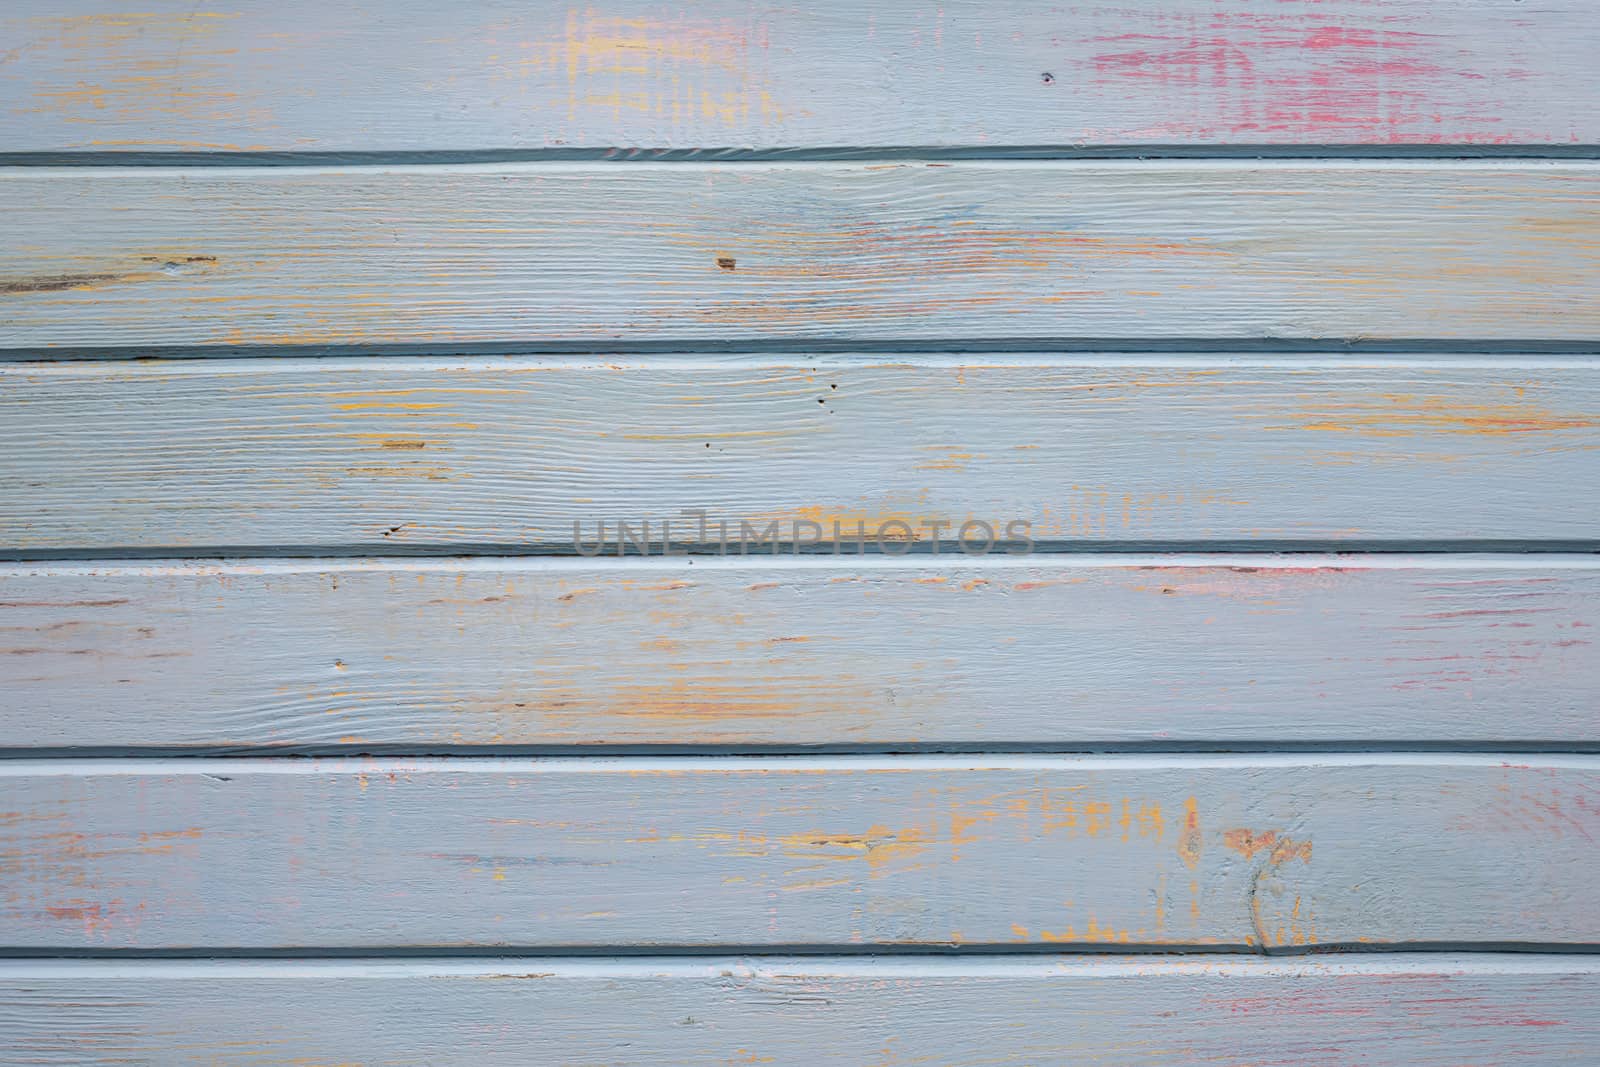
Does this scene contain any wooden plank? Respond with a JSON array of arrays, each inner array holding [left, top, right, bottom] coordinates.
[[3, 957, 1598, 1066], [2, 555, 1597, 750], [2, 755, 1596, 949], [3, 357, 1597, 549], [2, 1, 1596, 152], [3, 162, 1599, 349]]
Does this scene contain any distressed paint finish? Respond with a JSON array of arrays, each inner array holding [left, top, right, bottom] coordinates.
[[2, 357, 1597, 549], [1, 555, 1597, 749], [2, 1, 1596, 152], [1, 755, 1596, 950], [3, 6, 1598, 1061], [3, 956, 1599, 1066], [4, 162, 1600, 349]]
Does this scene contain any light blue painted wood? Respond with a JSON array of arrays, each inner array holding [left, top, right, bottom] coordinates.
[[3, 163, 1598, 349], [3, 9, 1597, 1061], [1, 555, 1596, 749], [2, 0, 1595, 152], [3, 956, 1598, 1066], [2, 357, 1595, 549], [2, 755, 1596, 949]]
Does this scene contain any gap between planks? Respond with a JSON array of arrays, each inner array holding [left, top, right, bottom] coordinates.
[[6, 551, 1600, 578], [9, 341, 1600, 360], [8, 352, 1600, 371], [3, 953, 1597, 976], [8, 541, 1600, 562], [6, 157, 1599, 178], [3, 752, 1594, 776], [3, 945, 1600, 961], [4, 146, 1600, 168], [8, 743, 1600, 761]]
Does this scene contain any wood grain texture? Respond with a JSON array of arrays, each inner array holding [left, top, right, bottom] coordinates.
[[4, 162, 1600, 349], [3, 956, 1598, 1066], [1, 1, 1595, 152], [3, 555, 1597, 749], [2, 755, 1596, 950], [3, 357, 1597, 550]]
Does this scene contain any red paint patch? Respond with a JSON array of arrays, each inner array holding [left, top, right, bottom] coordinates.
[[41, 898, 141, 938]]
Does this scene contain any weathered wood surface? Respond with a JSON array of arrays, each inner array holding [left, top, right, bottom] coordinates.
[[2, 1, 1596, 153], [2, 755, 1595, 949], [3, 956, 1598, 1066], [3, 357, 1596, 550], [3, 555, 1597, 750], [4, 163, 1600, 349]]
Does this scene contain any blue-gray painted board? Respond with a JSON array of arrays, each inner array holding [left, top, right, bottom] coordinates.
[[3, 956, 1598, 1065], [2, 1, 1596, 152], [1, 555, 1596, 749], [2, 755, 1596, 949], [2, 357, 1595, 549], [3, 163, 1599, 348]]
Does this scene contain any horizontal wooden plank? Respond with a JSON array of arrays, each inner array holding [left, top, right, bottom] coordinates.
[[3, 957, 1598, 1066], [2, 1, 1596, 152], [3, 357, 1597, 549], [2, 555, 1597, 749], [4, 162, 1599, 349], [3, 755, 1596, 949]]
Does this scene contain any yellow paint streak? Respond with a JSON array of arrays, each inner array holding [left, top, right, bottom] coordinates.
[[754, 500, 936, 541], [1038, 917, 1133, 944], [22, 12, 262, 129], [573, 681, 806, 722], [682, 824, 930, 880], [779, 826, 929, 873], [1179, 796, 1202, 870], [496, 9, 788, 129]]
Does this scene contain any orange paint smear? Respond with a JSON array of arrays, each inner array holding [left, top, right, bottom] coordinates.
[[1223, 827, 1313, 865], [1277, 393, 1596, 438], [675, 221, 1222, 328], [1178, 796, 1202, 870]]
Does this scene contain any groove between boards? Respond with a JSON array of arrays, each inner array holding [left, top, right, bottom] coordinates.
[[3, 145, 1600, 167], [6, 338, 1600, 362], [3, 742, 1599, 761], [2, 943, 1599, 961], [3, 953, 1594, 977], [5, 541, 1599, 562], [3, 551, 1597, 575], [3, 753, 1591, 775]]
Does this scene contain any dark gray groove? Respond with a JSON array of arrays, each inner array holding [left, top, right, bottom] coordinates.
[[1, 942, 1596, 960], [3, 145, 1600, 167], [5, 540, 1598, 562], [5, 338, 1600, 362], [2, 742, 1598, 761]]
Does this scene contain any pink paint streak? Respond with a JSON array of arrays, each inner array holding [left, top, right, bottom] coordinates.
[[1083, 10, 1523, 143]]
